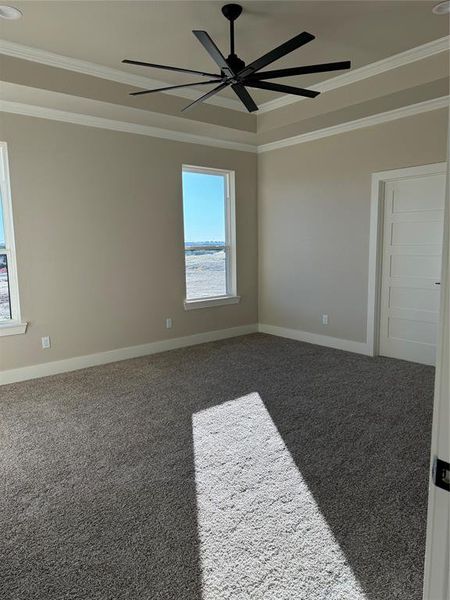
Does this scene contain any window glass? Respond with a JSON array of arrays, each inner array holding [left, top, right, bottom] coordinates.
[[0, 144, 21, 325], [0, 253, 11, 320], [182, 170, 227, 300]]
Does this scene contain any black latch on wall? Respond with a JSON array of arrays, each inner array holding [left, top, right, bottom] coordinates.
[[433, 456, 450, 492]]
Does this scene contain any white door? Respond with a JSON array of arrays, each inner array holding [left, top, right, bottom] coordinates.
[[379, 172, 446, 365]]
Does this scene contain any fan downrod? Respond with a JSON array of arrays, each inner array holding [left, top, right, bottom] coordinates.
[[221, 4, 242, 22], [221, 4, 245, 72]]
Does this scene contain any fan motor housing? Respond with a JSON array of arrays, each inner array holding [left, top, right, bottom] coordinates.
[[226, 53, 245, 74]]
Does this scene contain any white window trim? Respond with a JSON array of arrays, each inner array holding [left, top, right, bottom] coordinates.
[[182, 165, 238, 310], [184, 295, 241, 310], [0, 142, 27, 336]]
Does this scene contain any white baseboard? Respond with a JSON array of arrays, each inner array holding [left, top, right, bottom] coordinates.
[[1, 322, 374, 385], [258, 323, 372, 356], [0, 324, 258, 385]]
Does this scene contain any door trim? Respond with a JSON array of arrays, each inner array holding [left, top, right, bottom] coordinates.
[[422, 153, 450, 600], [366, 162, 447, 356]]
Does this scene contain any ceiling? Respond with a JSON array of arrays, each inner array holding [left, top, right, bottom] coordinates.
[[0, 1, 448, 106]]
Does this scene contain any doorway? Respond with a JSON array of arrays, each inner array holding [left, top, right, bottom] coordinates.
[[367, 163, 447, 365]]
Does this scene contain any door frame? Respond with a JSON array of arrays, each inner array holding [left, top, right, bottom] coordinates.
[[366, 162, 447, 357], [423, 153, 449, 600]]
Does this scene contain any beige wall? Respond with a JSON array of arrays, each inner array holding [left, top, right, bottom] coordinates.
[[0, 113, 258, 370], [258, 109, 449, 343], [1, 106, 448, 373]]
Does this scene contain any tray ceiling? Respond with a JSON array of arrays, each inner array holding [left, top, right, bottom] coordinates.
[[0, 1, 448, 104]]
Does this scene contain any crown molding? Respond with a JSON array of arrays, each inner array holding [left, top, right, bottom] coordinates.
[[0, 80, 256, 144], [257, 96, 449, 153], [0, 93, 447, 155], [0, 38, 245, 112], [1, 36, 448, 117], [0, 100, 257, 153], [258, 36, 450, 114]]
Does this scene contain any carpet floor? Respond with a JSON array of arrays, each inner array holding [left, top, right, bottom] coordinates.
[[0, 333, 434, 600]]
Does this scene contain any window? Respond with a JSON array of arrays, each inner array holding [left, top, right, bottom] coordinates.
[[182, 166, 238, 309], [0, 142, 25, 336]]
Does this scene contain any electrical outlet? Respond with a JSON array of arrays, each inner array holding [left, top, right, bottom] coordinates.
[[322, 314, 329, 326], [41, 336, 51, 349], [165, 318, 173, 329]]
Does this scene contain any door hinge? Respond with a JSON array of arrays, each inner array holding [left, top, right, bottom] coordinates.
[[433, 456, 450, 492]]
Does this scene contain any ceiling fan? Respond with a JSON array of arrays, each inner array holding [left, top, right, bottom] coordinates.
[[122, 3, 351, 113]]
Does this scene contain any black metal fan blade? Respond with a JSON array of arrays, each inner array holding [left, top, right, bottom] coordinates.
[[130, 80, 222, 96], [238, 31, 315, 79], [182, 81, 230, 112], [245, 80, 320, 98], [193, 31, 235, 78], [231, 83, 258, 112], [251, 60, 351, 80], [122, 59, 221, 79]]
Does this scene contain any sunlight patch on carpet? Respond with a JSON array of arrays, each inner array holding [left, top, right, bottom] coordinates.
[[192, 392, 367, 600]]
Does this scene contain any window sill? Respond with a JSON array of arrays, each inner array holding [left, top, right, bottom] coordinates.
[[0, 321, 28, 337], [184, 295, 241, 311]]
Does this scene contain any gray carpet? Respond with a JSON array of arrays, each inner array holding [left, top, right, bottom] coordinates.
[[0, 333, 434, 600]]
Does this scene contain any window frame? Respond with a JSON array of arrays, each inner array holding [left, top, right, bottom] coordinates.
[[182, 164, 239, 310], [0, 142, 26, 336]]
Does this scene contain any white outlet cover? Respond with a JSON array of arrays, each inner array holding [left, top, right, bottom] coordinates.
[[41, 336, 51, 349]]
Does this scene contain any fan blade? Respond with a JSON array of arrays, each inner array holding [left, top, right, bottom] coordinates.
[[251, 60, 351, 80], [238, 31, 315, 79], [231, 83, 258, 112], [193, 31, 234, 78], [245, 80, 320, 98], [182, 81, 230, 112], [122, 59, 221, 78], [130, 80, 222, 96]]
